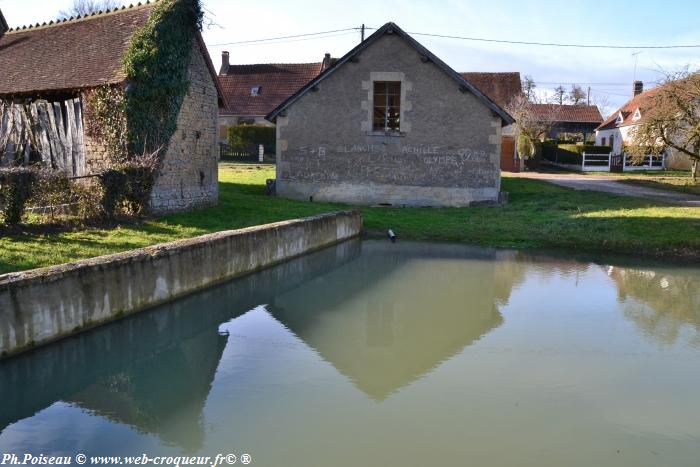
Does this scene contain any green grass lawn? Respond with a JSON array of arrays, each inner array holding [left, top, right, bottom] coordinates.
[[619, 177, 700, 196], [1, 162, 699, 275]]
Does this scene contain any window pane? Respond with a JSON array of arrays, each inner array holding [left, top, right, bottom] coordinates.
[[372, 81, 401, 132]]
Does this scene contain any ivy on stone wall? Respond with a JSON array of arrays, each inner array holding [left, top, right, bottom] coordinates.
[[83, 86, 129, 163], [122, 0, 203, 156]]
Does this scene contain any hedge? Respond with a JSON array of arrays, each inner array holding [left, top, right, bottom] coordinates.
[[542, 143, 611, 165], [227, 125, 276, 154]]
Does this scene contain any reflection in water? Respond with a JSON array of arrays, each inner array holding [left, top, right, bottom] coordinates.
[[0, 240, 699, 466], [270, 242, 510, 399], [607, 265, 700, 347], [0, 239, 363, 449]]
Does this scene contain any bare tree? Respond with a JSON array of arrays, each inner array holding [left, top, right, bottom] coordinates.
[[627, 70, 700, 181], [568, 84, 586, 105], [506, 94, 560, 157], [551, 86, 566, 105], [522, 75, 536, 101], [58, 0, 120, 19], [589, 92, 614, 121]]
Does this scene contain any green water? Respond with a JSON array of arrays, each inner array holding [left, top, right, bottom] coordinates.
[[1, 240, 699, 466]]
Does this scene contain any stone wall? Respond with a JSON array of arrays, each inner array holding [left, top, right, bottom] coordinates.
[[149, 43, 220, 214], [275, 34, 504, 207], [0, 210, 363, 358]]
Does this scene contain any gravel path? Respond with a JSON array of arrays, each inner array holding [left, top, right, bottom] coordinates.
[[506, 172, 700, 207]]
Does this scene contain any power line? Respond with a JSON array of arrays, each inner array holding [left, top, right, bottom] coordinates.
[[212, 31, 359, 48], [534, 82, 631, 86], [213, 26, 700, 50], [209, 28, 360, 47], [403, 30, 700, 49]]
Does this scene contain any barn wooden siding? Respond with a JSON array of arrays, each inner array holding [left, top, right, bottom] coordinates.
[[0, 98, 86, 177]]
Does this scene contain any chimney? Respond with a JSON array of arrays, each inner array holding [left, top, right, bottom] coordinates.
[[321, 53, 331, 71], [0, 9, 9, 35], [220, 51, 230, 75], [633, 80, 643, 97]]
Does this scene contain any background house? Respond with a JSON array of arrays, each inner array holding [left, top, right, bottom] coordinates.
[[595, 80, 692, 169], [461, 72, 522, 172], [532, 103, 603, 141], [266, 22, 514, 207], [217, 53, 334, 142], [0, 2, 225, 214]]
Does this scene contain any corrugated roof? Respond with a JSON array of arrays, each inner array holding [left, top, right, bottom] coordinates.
[[218, 62, 324, 116]]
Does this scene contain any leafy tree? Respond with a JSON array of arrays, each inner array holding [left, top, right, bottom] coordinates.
[[568, 84, 586, 105], [58, 0, 120, 18], [627, 70, 700, 181]]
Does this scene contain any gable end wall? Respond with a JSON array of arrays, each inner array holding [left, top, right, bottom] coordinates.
[[275, 34, 502, 207]]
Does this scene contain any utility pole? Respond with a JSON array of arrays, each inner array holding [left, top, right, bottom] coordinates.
[[632, 51, 641, 81], [587, 86, 591, 106], [361, 24, 365, 42]]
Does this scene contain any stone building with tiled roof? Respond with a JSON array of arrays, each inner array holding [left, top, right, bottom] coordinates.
[[0, 1, 225, 214], [265, 22, 514, 207]]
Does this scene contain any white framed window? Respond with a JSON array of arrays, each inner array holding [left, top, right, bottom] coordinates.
[[632, 108, 641, 121], [251, 86, 262, 96], [372, 81, 401, 132]]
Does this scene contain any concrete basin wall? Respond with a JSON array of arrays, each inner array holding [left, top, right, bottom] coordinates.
[[0, 210, 363, 358]]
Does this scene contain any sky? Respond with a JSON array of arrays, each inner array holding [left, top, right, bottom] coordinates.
[[2, 0, 700, 116]]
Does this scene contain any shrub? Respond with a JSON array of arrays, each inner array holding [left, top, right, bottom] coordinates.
[[227, 125, 276, 153], [28, 171, 72, 221], [0, 168, 35, 225], [99, 155, 158, 219], [71, 179, 104, 220]]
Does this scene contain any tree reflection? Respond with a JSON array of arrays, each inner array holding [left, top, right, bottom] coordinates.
[[607, 266, 700, 346]]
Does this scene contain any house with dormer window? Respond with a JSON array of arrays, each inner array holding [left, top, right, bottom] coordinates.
[[595, 81, 654, 155], [595, 80, 692, 169]]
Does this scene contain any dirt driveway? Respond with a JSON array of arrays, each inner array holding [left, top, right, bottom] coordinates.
[[506, 172, 700, 207]]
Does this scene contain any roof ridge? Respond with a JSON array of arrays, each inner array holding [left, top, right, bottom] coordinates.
[[5, 0, 158, 34], [229, 62, 323, 67]]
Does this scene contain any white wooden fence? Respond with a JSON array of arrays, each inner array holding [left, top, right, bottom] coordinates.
[[581, 152, 666, 172], [620, 153, 665, 171], [581, 152, 612, 172]]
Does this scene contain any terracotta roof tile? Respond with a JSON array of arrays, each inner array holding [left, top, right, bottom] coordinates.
[[0, 3, 156, 96], [460, 72, 522, 108], [596, 87, 663, 131], [219, 62, 323, 116], [530, 103, 603, 123]]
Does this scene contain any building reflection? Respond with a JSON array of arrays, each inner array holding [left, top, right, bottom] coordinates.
[[0, 239, 362, 451], [606, 265, 700, 346], [269, 242, 525, 400], [1, 239, 630, 452]]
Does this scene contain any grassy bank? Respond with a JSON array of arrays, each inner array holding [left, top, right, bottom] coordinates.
[[619, 177, 700, 196], [1, 163, 698, 274]]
